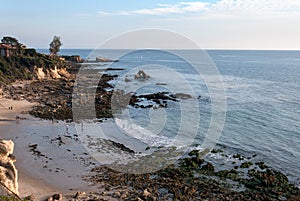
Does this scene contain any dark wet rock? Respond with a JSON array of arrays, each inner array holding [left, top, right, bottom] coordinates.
[[179, 150, 205, 170], [52, 193, 62, 200], [233, 154, 244, 160], [255, 161, 269, 170], [85, 149, 300, 201], [174, 93, 192, 99], [134, 70, 150, 80], [240, 161, 253, 168], [211, 149, 223, 154], [200, 162, 215, 173], [109, 140, 135, 154], [216, 169, 240, 181], [188, 150, 200, 157], [28, 144, 45, 157], [106, 67, 124, 71], [156, 82, 167, 86], [24, 194, 36, 201], [61, 55, 83, 63]]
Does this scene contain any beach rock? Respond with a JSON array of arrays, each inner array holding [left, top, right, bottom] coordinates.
[[58, 68, 71, 78], [200, 162, 215, 173], [113, 191, 121, 198], [49, 66, 61, 79], [240, 161, 253, 168], [34, 66, 46, 80], [134, 70, 150, 80], [233, 154, 244, 160], [174, 93, 192, 99], [96, 56, 117, 62], [0, 140, 19, 196], [74, 191, 86, 198], [61, 55, 83, 63], [52, 193, 63, 200], [25, 194, 36, 201], [125, 77, 131, 82], [46, 197, 53, 201], [143, 189, 151, 197]]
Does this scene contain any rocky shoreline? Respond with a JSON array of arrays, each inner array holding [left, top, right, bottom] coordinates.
[[0, 66, 299, 201], [85, 149, 300, 201]]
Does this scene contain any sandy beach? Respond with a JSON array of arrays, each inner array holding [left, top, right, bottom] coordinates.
[[0, 97, 55, 198], [0, 98, 36, 125], [0, 97, 96, 200]]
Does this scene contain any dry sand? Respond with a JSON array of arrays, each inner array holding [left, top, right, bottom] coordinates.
[[0, 98, 36, 125]]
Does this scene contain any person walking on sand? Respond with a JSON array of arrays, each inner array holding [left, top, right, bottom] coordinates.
[[66, 124, 69, 134]]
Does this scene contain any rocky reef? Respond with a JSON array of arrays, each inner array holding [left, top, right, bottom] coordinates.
[[86, 149, 300, 201]]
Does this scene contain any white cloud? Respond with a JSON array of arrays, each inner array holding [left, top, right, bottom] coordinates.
[[132, 5, 184, 15], [210, 0, 300, 15], [97, 0, 300, 17], [97, 11, 113, 16], [98, 2, 209, 16], [180, 2, 209, 12]]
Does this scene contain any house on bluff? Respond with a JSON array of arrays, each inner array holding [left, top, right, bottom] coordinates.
[[0, 43, 15, 57]]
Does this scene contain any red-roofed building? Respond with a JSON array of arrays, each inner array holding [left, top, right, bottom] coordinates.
[[0, 43, 15, 57]]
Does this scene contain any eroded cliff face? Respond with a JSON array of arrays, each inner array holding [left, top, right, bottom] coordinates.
[[0, 140, 18, 196], [34, 66, 70, 80]]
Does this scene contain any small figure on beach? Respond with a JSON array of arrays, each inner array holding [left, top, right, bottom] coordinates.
[[66, 124, 69, 134]]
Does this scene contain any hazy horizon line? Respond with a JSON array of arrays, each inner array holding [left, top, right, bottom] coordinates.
[[35, 48, 300, 51]]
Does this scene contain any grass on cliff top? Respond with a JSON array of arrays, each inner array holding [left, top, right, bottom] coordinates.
[[0, 196, 28, 201], [0, 53, 65, 86]]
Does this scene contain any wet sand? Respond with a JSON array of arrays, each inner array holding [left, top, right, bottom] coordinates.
[[0, 98, 97, 200]]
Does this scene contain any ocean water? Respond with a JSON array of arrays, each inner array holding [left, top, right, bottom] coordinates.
[[38, 49, 300, 185]]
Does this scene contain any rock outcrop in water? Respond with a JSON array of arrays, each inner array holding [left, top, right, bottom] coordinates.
[[134, 70, 150, 80], [0, 140, 18, 196]]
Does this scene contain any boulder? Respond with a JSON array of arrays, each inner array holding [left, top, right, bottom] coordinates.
[[0, 140, 19, 196], [175, 93, 192, 99], [49, 66, 61, 79], [96, 56, 117, 62], [34, 66, 46, 80], [58, 68, 70, 78], [134, 70, 150, 80]]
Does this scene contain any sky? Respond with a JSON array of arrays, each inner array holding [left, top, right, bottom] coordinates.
[[1, 0, 300, 49]]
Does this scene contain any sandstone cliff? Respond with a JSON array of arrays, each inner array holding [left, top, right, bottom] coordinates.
[[34, 66, 70, 80], [0, 139, 18, 196]]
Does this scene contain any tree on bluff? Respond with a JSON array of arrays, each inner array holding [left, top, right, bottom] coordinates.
[[49, 36, 62, 56], [1, 36, 21, 47], [1, 36, 25, 55]]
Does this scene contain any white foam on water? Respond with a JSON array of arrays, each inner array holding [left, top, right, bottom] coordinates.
[[115, 118, 173, 147]]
